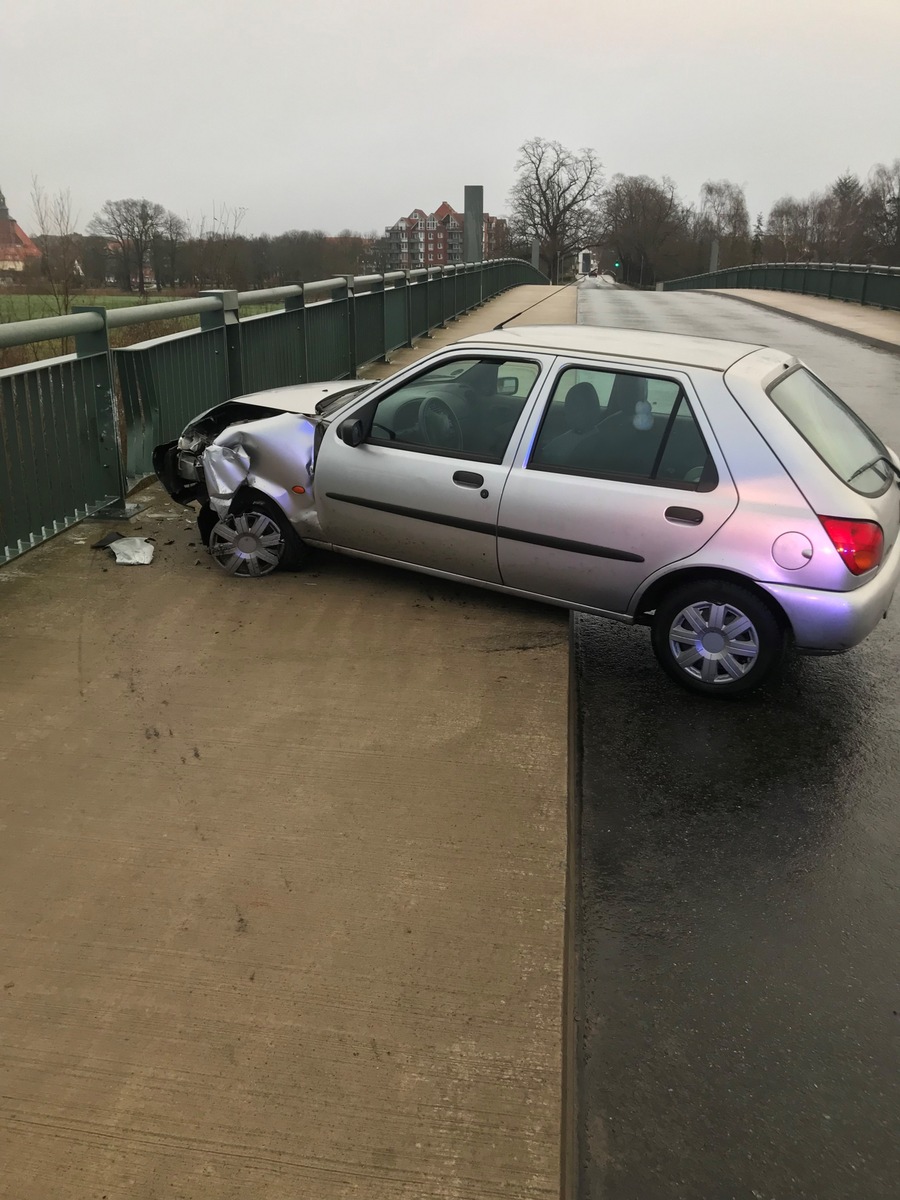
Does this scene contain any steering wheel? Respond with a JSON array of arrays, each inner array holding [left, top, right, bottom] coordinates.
[[418, 395, 463, 451]]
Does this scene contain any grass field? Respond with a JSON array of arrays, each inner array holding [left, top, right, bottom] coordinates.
[[0, 292, 187, 322], [0, 292, 279, 322]]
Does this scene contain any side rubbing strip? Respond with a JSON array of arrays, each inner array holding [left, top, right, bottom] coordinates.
[[326, 492, 645, 564], [325, 492, 496, 536], [498, 526, 644, 563]]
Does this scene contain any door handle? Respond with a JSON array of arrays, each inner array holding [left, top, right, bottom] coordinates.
[[453, 470, 484, 488], [665, 506, 703, 525]]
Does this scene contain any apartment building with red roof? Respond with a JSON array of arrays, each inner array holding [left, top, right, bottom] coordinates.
[[383, 202, 507, 271]]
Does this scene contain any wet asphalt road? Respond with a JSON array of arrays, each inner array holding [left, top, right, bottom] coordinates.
[[573, 285, 900, 1199]]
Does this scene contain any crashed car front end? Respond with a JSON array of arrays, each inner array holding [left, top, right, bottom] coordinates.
[[202, 411, 324, 538], [153, 381, 365, 542]]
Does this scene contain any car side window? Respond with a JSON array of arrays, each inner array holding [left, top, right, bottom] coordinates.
[[529, 366, 717, 490], [368, 357, 541, 462]]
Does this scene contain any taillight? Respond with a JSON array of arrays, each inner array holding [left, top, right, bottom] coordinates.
[[819, 516, 884, 575]]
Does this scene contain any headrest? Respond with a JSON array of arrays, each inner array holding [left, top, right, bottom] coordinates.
[[564, 382, 601, 430]]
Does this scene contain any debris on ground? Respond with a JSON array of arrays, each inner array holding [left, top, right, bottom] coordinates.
[[91, 532, 155, 565]]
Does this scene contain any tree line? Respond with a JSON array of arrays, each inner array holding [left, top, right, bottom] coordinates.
[[22, 185, 378, 305], [507, 138, 900, 285], [18, 144, 900, 309]]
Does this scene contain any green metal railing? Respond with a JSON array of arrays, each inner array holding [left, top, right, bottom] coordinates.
[[661, 261, 900, 310], [0, 258, 548, 564]]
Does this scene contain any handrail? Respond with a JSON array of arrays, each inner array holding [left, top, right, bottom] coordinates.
[[0, 257, 549, 565], [659, 260, 900, 313], [0, 259, 530, 349]]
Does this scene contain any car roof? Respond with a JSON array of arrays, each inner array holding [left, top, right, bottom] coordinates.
[[456, 324, 765, 372]]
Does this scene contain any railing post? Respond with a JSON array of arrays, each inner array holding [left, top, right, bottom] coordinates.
[[403, 272, 414, 347], [283, 284, 308, 382], [371, 276, 388, 363], [72, 305, 139, 518], [860, 268, 870, 307], [200, 289, 243, 398], [336, 276, 357, 378]]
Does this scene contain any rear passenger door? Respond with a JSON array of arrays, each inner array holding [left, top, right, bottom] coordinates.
[[496, 361, 739, 613]]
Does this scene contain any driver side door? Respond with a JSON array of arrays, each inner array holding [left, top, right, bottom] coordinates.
[[315, 353, 547, 583]]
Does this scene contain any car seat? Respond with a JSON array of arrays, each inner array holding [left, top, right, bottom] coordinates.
[[537, 382, 602, 465]]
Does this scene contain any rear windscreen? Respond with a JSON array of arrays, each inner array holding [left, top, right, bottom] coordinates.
[[769, 368, 893, 497]]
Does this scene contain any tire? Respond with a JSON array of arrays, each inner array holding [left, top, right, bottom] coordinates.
[[207, 492, 309, 578], [650, 577, 787, 697], [197, 503, 217, 547]]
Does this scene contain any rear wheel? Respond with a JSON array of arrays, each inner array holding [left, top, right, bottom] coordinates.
[[207, 494, 308, 578], [650, 577, 787, 697]]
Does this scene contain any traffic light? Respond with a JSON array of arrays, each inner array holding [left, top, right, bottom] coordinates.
[[614, 260, 621, 268]]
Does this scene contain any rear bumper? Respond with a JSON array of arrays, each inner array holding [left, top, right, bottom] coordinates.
[[760, 534, 900, 651]]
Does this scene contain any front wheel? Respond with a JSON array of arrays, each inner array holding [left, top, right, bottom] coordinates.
[[650, 578, 787, 697], [207, 494, 309, 578]]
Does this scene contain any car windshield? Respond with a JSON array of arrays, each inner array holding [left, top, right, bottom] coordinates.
[[769, 368, 893, 497], [315, 383, 375, 416]]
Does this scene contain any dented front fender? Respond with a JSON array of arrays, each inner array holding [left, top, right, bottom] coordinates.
[[202, 412, 324, 538]]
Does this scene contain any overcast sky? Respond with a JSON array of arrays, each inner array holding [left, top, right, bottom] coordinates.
[[3, 0, 898, 237]]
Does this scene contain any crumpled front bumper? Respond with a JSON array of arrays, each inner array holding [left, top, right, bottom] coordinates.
[[152, 441, 202, 506]]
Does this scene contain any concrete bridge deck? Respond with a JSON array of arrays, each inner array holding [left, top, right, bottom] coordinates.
[[0, 286, 574, 1200]]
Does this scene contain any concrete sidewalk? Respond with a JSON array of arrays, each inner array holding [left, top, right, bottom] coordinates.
[[0, 286, 574, 1200], [705, 288, 900, 352]]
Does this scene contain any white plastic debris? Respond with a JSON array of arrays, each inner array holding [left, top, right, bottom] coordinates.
[[108, 537, 155, 565]]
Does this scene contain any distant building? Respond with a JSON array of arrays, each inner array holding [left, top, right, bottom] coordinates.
[[483, 213, 508, 260], [0, 187, 41, 274], [382, 202, 508, 271]]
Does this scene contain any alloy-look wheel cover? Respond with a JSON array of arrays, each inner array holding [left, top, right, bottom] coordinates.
[[208, 512, 284, 577], [668, 600, 760, 685]]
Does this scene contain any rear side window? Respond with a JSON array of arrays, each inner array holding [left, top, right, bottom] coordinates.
[[529, 366, 717, 490], [769, 369, 892, 496]]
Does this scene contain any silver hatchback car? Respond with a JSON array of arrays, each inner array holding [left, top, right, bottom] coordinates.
[[154, 325, 900, 696]]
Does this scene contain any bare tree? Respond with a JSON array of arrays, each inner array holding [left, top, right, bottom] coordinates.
[[765, 196, 811, 262], [151, 210, 189, 289], [865, 160, 900, 265], [87, 199, 132, 289], [699, 179, 750, 267], [601, 174, 689, 286], [87, 198, 167, 294], [507, 138, 603, 282], [30, 177, 82, 316], [186, 203, 248, 287]]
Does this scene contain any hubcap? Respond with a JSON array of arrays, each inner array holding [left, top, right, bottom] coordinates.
[[208, 511, 284, 577], [669, 600, 760, 685]]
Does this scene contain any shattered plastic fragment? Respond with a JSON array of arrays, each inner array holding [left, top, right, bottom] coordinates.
[[108, 537, 155, 565]]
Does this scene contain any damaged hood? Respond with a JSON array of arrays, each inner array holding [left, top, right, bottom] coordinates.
[[220, 379, 365, 417]]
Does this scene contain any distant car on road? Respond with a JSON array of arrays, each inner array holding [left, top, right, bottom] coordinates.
[[154, 326, 900, 696]]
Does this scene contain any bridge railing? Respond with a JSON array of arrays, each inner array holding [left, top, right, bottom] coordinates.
[[0, 258, 547, 564], [660, 261, 900, 311]]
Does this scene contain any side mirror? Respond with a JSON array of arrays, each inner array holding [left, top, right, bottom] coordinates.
[[497, 375, 518, 396], [338, 417, 365, 447]]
